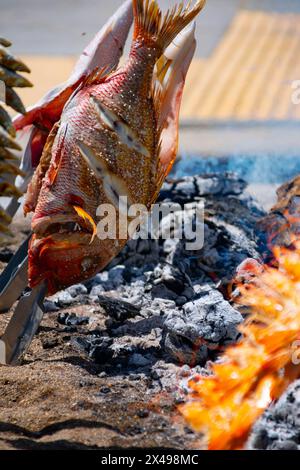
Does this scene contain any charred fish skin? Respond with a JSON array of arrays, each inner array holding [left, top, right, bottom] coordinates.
[[27, 0, 206, 294]]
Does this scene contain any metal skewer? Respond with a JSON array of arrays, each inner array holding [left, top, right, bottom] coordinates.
[[0, 234, 47, 365], [0, 235, 30, 312], [0, 282, 46, 365]]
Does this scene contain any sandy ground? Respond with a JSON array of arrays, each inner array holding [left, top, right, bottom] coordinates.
[[0, 220, 198, 451]]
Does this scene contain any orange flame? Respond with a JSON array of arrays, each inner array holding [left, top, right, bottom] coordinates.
[[179, 240, 300, 450]]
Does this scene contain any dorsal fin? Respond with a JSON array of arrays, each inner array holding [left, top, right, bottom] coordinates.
[[65, 66, 113, 107], [81, 66, 112, 89]]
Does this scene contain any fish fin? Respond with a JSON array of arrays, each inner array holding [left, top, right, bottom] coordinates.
[[46, 124, 68, 187], [12, 0, 133, 200], [71, 66, 112, 99], [132, 0, 205, 52], [90, 96, 151, 157], [13, 1, 133, 133], [73, 205, 97, 244], [158, 23, 197, 178], [78, 141, 133, 211], [150, 23, 197, 203]]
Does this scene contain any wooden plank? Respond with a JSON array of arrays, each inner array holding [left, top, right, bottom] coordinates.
[[186, 11, 253, 116], [250, 14, 294, 120], [272, 17, 300, 120], [217, 13, 278, 119], [256, 17, 300, 120], [181, 10, 300, 121]]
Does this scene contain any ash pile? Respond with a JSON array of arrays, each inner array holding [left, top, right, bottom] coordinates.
[[46, 172, 264, 379], [249, 379, 300, 450]]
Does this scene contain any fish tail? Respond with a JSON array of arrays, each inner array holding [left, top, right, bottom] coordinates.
[[132, 0, 206, 53]]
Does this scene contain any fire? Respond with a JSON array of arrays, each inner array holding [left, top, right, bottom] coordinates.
[[179, 239, 300, 450]]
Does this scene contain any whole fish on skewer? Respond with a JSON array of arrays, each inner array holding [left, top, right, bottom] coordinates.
[[0, 0, 206, 365], [23, 0, 206, 294]]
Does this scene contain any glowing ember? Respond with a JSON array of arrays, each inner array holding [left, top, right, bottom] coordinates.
[[179, 239, 300, 450]]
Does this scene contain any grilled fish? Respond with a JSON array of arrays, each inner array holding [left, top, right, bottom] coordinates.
[[23, 0, 206, 294]]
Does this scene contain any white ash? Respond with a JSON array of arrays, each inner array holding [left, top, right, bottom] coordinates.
[[164, 285, 243, 365], [46, 173, 263, 370], [248, 379, 300, 450]]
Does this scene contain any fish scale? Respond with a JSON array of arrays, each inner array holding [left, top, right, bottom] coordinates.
[[24, 0, 206, 294]]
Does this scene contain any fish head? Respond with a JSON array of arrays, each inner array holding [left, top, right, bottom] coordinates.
[[28, 212, 103, 294]]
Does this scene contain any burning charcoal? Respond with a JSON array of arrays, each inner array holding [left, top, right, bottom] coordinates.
[[0, 246, 13, 263], [53, 291, 75, 307], [66, 283, 88, 297], [57, 312, 89, 326], [128, 353, 152, 367], [89, 337, 114, 364], [72, 336, 114, 364], [41, 338, 58, 350], [249, 380, 300, 450], [164, 332, 208, 366], [159, 173, 247, 205], [43, 300, 60, 313], [259, 174, 300, 248], [163, 285, 243, 365], [107, 265, 125, 287], [193, 173, 247, 197], [149, 264, 195, 307], [111, 238, 160, 269], [98, 295, 140, 323], [152, 264, 192, 296]]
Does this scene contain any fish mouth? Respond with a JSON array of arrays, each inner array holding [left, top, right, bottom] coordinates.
[[32, 214, 96, 240], [28, 232, 101, 295], [29, 213, 99, 294]]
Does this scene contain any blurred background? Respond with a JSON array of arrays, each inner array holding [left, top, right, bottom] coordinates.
[[1, 0, 300, 207]]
